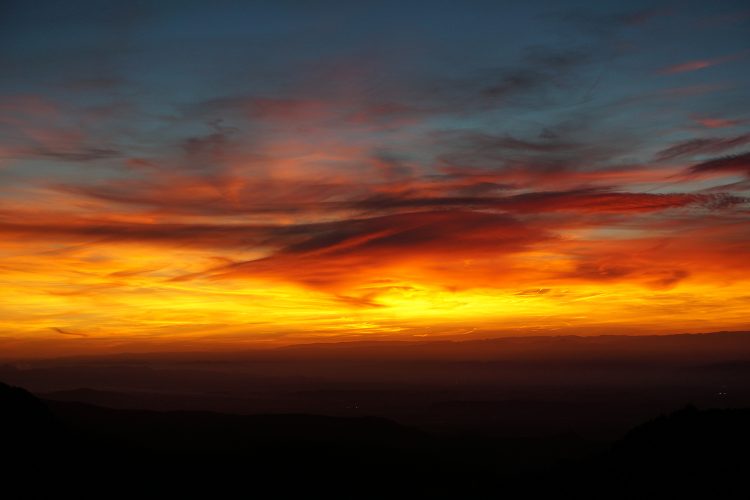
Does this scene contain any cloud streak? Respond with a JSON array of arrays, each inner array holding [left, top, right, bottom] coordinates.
[[658, 50, 750, 75]]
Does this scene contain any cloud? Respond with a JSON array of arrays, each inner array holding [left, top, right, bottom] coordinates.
[[659, 60, 717, 75], [18, 146, 121, 162], [689, 152, 750, 176], [173, 121, 242, 175], [0, 95, 121, 163], [51, 327, 88, 338], [658, 51, 749, 75], [565, 260, 691, 290], [435, 130, 581, 154], [200, 210, 553, 290], [3, 179, 745, 297], [353, 189, 746, 215], [0, 218, 278, 248], [53, 174, 361, 216], [693, 117, 745, 129], [655, 134, 750, 161], [52, 163, 745, 219], [468, 47, 598, 109], [492, 190, 745, 214]]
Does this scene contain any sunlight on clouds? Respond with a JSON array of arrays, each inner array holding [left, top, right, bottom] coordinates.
[[2, 233, 749, 354], [1, 0, 749, 358]]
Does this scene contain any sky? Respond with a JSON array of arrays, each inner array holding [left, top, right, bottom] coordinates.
[[1, 0, 749, 356]]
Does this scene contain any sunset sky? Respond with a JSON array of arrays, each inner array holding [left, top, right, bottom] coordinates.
[[1, 0, 749, 356]]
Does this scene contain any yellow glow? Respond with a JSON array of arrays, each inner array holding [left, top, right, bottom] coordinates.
[[2, 235, 749, 358]]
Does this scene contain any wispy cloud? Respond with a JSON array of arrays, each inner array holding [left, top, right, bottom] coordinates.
[[658, 50, 750, 75]]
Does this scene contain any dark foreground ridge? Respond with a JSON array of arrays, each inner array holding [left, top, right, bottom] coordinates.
[[2, 381, 749, 497]]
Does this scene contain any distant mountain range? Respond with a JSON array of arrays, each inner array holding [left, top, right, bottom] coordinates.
[[3, 330, 750, 443], [7, 330, 750, 364]]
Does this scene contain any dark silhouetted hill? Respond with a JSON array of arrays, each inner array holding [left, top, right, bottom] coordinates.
[[608, 405, 750, 477], [531, 406, 750, 497], [3, 380, 750, 497], [46, 399, 428, 451], [0, 381, 64, 455]]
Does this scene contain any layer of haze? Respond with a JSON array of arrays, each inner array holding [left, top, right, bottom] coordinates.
[[1, 0, 749, 356]]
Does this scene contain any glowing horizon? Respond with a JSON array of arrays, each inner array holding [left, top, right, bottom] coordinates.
[[1, 1, 749, 357]]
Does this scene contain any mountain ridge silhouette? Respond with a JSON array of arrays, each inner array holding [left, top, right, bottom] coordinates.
[[3, 380, 750, 496]]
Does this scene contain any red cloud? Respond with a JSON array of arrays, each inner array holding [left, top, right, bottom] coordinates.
[[693, 117, 744, 129], [659, 60, 715, 75], [658, 50, 749, 75]]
